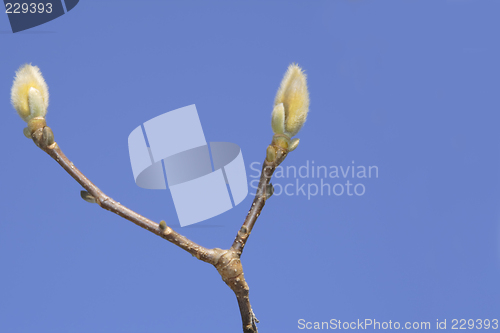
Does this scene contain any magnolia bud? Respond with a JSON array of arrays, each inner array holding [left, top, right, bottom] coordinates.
[[11, 64, 49, 122], [159, 220, 167, 231], [266, 183, 274, 198], [28, 87, 46, 119], [273, 64, 309, 138], [80, 191, 97, 204], [42, 126, 54, 147], [23, 127, 31, 138]]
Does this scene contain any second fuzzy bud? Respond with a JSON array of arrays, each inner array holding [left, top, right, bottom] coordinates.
[[271, 63, 309, 138]]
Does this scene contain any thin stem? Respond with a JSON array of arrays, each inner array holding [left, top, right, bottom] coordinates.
[[231, 146, 287, 255], [229, 148, 287, 332], [237, 294, 259, 333], [231, 160, 275, 254]]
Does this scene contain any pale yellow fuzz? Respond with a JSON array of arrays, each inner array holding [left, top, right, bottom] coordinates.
[[11, 64, 49, 122], [274, 63, 309, 137], [271, 103, 285, 134]]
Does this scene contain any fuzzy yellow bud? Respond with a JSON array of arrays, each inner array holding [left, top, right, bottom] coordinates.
[[11, 64, 49, 122], [272, 63, 309, 137]]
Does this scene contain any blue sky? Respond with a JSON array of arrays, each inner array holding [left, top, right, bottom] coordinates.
[[1, 1, 499, 332]]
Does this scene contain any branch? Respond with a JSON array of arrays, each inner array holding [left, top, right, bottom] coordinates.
[[31, 127, 218, 264], [231, 149, 287, 255], [29, 124, 260, 332], [213, 248, 259, 333], [237, 294, 259, 333], [226, 144, 288, 332], [11, 62, 309, 333], [27, 118, 291, 333]]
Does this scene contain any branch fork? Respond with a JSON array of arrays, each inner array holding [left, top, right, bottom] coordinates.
[[28, 126, 288, 333], [11, 62, 309, 333]]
